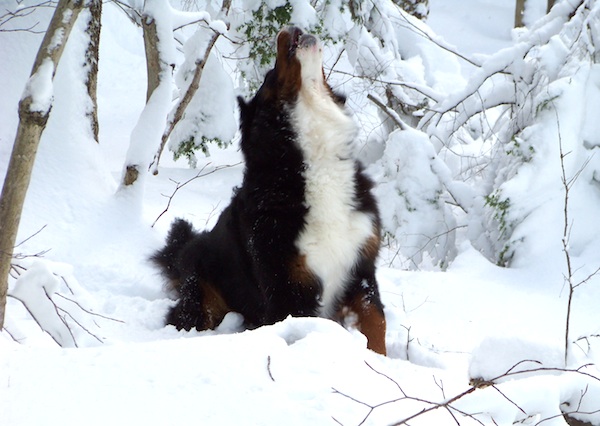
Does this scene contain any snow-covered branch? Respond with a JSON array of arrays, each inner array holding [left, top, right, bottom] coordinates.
[[334, 360, 600, 426], [149, 0, 232, 174], [8, 259, 121, 347]]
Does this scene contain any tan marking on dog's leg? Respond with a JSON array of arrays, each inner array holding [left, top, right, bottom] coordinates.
[[361, 233, 381, 263], [201, 282, 230, 329], [289, 254, 318, 287], [343, 295, 387, 356]]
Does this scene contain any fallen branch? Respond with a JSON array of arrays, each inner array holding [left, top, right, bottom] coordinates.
[[333, 360, 600, 426]]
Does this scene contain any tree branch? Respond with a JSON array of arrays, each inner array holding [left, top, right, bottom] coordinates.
[[149, 0, 232, 174]]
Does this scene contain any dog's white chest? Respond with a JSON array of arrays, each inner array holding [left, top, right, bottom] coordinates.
[[292, 88, 374, 316]]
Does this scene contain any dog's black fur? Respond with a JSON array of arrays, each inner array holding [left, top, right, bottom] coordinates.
[[152, 27, 386, 354]]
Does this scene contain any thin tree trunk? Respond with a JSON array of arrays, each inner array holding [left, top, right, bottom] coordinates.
[[547, 0, 555, 14], [122, 9, 162, 187], [85, 0, 102, 143], [143, 15, 161, 103], [148, 34, 216, 174], [148, 0, 231, 174], [0, 0, 84, 329], [515, 0, 526, 27]]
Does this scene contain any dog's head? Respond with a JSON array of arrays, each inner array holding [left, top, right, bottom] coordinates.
[[274, 26, 323, 100], [238, 26, 345, 125]]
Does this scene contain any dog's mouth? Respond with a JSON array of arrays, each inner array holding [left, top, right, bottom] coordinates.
[[289, 27, 302, 56], [283, 26, 318, 57]]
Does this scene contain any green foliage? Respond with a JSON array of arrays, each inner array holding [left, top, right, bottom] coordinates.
[[485, 191, 511, 235], [173, 136, 231, 168], [484, 191, 516, 266], [535, 94, 560, 116], [239, 1, 331, 69], [392, 0, 429, 20], [505, 136, 535, 162], [241, 2, 294, 67]]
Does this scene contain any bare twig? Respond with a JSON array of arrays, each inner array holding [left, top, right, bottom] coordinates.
[[54, 293, 124, 323], [0, 1, 56, 33], [152, 162, 241, 227], [334, 360, 600, 426], [14, 224, 48, 248], [555, 106, 600, 366], [55, 302, 103, 345], [267, 355, 275, 382]]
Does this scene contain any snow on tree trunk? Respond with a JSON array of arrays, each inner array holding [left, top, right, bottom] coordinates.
[[0, 0, 84, 330], [149, 1, 233, 173], [119, 0, 175, 190]]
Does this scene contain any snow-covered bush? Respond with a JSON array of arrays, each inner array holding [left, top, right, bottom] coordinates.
[[161, 0, 600, 271], [169, 26, 237, 167], [373, 128, 456, 269], [473, 0, 600, 266]]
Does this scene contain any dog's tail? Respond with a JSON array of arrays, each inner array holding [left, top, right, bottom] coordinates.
[[151, 219, 195, 285]]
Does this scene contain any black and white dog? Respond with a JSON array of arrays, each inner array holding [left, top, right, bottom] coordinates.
[[152, 26, 386, 354]]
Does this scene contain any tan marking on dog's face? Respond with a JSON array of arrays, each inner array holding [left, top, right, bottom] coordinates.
[[274, 26, 304, 102]]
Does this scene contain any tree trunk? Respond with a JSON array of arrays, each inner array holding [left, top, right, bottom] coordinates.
[[0, 0, 84, 330], [547, 0, 555, 14], [120, 10, 162, 187], [85, 0, 102, 143], [143, 15, 161, 103], [515, 0, 526, 28]]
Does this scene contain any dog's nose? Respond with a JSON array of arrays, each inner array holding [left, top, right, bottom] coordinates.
[[298, 34, 317, 49]]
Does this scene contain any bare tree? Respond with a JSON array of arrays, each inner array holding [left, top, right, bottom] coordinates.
[[0, 0, 85, 329]]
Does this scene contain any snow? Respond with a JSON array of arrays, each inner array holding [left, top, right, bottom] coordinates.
[[2, 1, 600, 425], [22, 57, 54, 114]]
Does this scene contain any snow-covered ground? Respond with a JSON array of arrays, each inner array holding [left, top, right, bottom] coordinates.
[[2, 1, 600, 425]]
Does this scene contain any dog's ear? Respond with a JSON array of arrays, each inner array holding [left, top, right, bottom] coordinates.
[[238, 96, 256, 129], [237, 96, 248, 115], [332, 91, 346, 106]]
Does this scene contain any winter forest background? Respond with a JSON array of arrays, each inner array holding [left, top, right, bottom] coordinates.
[[3, 0, 600, 424]]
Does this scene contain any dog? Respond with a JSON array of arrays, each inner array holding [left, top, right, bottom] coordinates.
[[152, 26, 386, 355]]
